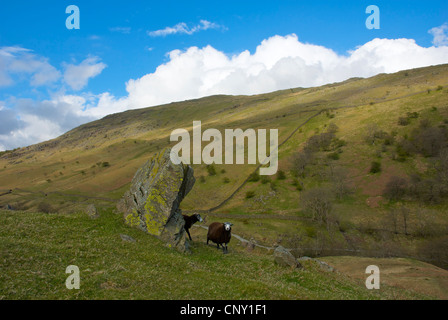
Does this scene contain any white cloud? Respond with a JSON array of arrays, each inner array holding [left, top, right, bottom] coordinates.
[[109, 27, 131, 34], [0, 94, 96, 150], [63, 57, 107, 91], [429, 23, 448, 47], [99, 34, 448, 110], [0, 46, 61, 87], [2, 31, 448, 151], [148, 20, 225, 37]]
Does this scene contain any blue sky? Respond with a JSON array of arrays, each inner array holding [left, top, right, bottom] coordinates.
[[0, 0, 448, 150]]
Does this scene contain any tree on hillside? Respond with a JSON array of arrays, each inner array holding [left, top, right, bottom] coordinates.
[[383, 176, 408, 200], [412, 126, 446, 157], [301, 187, 335, 230], [291, 150, 313, 178], [329, 166, 352, 199], [435, 148, 448, 187], [365, 123, 382, 145]]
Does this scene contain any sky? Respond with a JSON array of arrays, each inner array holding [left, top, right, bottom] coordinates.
[[0, 0, 448, 151]]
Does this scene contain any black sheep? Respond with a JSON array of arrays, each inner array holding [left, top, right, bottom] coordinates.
[[207, 222, 233, 254], [182, 213, 203, 241]]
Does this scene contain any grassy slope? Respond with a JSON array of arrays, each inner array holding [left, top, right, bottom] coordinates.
[[1, 64, 448, 299], [1, 64, 447, 212], [0, 208, 433, 300]]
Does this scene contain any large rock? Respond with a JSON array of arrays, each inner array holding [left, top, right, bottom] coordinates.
[[119, 148, 195, 253], [273, 246, 303, 269]]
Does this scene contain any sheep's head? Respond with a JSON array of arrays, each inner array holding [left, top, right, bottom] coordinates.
[[223, 222, 233, 231], [194, 213, 203, 223]]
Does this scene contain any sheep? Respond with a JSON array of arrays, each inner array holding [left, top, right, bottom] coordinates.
[[207, 222, 233, 254], [182, 213, 203, 241]]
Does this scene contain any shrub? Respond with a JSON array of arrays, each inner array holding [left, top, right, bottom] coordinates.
[[370, 161, 381, 173], [383, 176, 408, 200], [248, 172, 260, 182], [327, 152, 340, 160], [101, 161, 110, 167], [277, 170, 286, 180], [260, 175, 270, 184], [292, 179, 303, 191], [412, 126, 446, 157], [38, 202, 54, 214], [222, 177, 230, 184], [406, 112, 419, 119], [206, 164, 216, 176], [418, 236, 448, 269], [331, 138, 346, 149], [245, 191, 255, 199], [304, 226, 317, 238], [398, 117, 410, 126]]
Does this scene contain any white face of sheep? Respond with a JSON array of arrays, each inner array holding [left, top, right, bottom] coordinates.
[[224, 222, 233, 231], [197, 214, 203, 222]]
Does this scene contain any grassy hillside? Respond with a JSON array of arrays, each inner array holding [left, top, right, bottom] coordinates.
[[1, 64, 448, 299], [0, 208, 437, 300]]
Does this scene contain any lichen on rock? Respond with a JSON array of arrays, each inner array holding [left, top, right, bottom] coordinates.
[[118, 147, 195, 253]]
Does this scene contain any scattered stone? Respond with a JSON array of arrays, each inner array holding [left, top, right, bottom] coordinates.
[[86, 204, 99, 219], [298, 256, 336, 272], [118, 148, 195, 253], [298, 256, 313, 262], [246, 239, 256, 252], [273, 246, 303, 269], [120, 234, 136, 243], [315, 260, 335, 272]]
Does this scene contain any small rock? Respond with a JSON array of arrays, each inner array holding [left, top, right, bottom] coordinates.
[[273, 246, 303, 269], [298, 256, 335, 272], [316, 260, 335, 272], [86, 204, 99, 219], [120, 234, 136, 242], [246, 241, 256, 252], [298, 256, 314, 262]]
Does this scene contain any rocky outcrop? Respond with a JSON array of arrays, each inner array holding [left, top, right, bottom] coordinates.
[[118, 148, 195, 253]]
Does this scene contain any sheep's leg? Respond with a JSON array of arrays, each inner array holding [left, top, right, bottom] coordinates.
[[223, 244, 228, 254], [186, 229, 192, 241]]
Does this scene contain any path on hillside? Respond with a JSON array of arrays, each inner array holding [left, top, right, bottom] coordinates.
[[9, 188, 117, 203], [185, 86, 447, 213], [4, 86, 445, 210]]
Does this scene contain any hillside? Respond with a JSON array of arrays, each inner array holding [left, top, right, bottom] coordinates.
[[1, 64, 448, 299], [0, 208, 439, 299]]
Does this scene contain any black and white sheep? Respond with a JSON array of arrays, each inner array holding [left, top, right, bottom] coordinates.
[[182, 213, 203, 241], [207, 222, 233, 254]]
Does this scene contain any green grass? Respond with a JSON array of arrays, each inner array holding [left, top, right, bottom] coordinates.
[[1, 64, 448, 299], [0, 209, 429, 300]]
